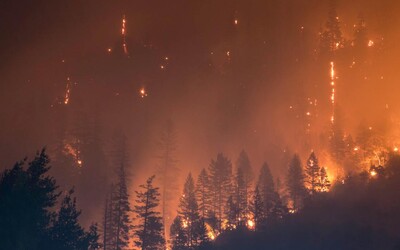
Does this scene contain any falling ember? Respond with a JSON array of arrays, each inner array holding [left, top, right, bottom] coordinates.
[[139, 87, 148, 98], [64, 77, 71, 105], [394, 147, 399, 152], [330, 62, 336, 123], [234, 19, 238, 25], [370, 169, 377, 177], [368, 40, 374, 47], [121, 15, 129, 55]]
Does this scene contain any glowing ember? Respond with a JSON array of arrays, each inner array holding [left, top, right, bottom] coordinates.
[[368, 40, 374, 47], [121, 15, 129, 55], [330, 62, 336, 123], [247, 219, 255, 230], [139, 87, 148, 98], [370, 169, 377, 177], [394, 147, 399, 152], [64, 77, 71, 105], [234, 19, 238, 25]]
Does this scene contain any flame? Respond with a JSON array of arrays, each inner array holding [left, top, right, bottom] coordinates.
[[205, 222, 217, 241], [64, 77, 71, 105], [330, 62, 336, 123], [247, 219, 255, 230]]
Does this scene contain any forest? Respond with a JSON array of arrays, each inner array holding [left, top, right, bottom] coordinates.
[[2, 0, 400, 249]]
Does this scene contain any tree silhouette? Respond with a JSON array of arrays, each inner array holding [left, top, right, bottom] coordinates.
[[134, 175, 165, 250]]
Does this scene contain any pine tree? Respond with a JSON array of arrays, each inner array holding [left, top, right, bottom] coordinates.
[[157, 120, 180, 241], [50, 188, 88, 250], [250, 186, 266, 231], [225, 196, 239, 230], [236, 151, 254, 218], [87, 223, 101, 250], [170, 216, 187, 250], [319, 0, 343, 58], [195, 169, 211, 220], [234, 167, 247, 225], [318, 167, 331, 192], [208, 153, 233, 232], [112, 164, 132, 249], [257, 163, 276, 217], [286, 154, 307, 212], [102, 187, 116, 249], [134, 175, 165, 250], [0, 149, 60, 249], [305, 152, 320, 195], [178, 173, 201, 248]]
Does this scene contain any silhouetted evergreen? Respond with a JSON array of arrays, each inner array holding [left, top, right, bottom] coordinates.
[[286, 154, 307, 212], [134, 175, 165, 250], [208, 153, 233, 232]]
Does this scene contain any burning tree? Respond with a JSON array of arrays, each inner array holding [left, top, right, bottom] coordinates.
[[285, 154, 307, 212], [177, 173, 202, 248], [208, 153, 233, 232], [305, 152, 320, 195]]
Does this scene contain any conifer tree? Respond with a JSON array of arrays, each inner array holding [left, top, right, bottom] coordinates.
[[112, 164, 132, 249], [208, 153, 233, 232], [102, 186, 116, 249], [286, 154, 307, 212], [305, 152, 320, 195], [50, 188, 89, 250], [157, 120, 180, 241], [0, 149, 60, 249], [170, 216, 187, 250], [196, 169, 211, 220], [257, 162, 276, 216], [134, 175, 165, 250], [234, 167, 247, 225], [319, 0, 343, 57], [250, 186, 266, 231], [225, 196, 239, 230], [318, 167, 331, 192], [178, 173, 201, 248], [236, 150, 254, 217]]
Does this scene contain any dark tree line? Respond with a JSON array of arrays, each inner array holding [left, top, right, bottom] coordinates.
[[0, 149, 99, 250]]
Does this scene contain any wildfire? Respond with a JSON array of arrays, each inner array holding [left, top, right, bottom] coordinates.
[[247, 219, 255, 230], [64, 142, 82, 167], [205, 222, 216, 241], [64, 77, 71, 105], [121, 15, 128, 55], [330, 62, 336, 123]]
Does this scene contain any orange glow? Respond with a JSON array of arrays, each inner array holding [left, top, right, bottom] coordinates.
[[330, 62, 336, 123], [370, 169, 377, 177], [139, 87, 148, 98], [247, 219, 255, 230], [368, 40, 374, 47], [64, 77, 71, 105]]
